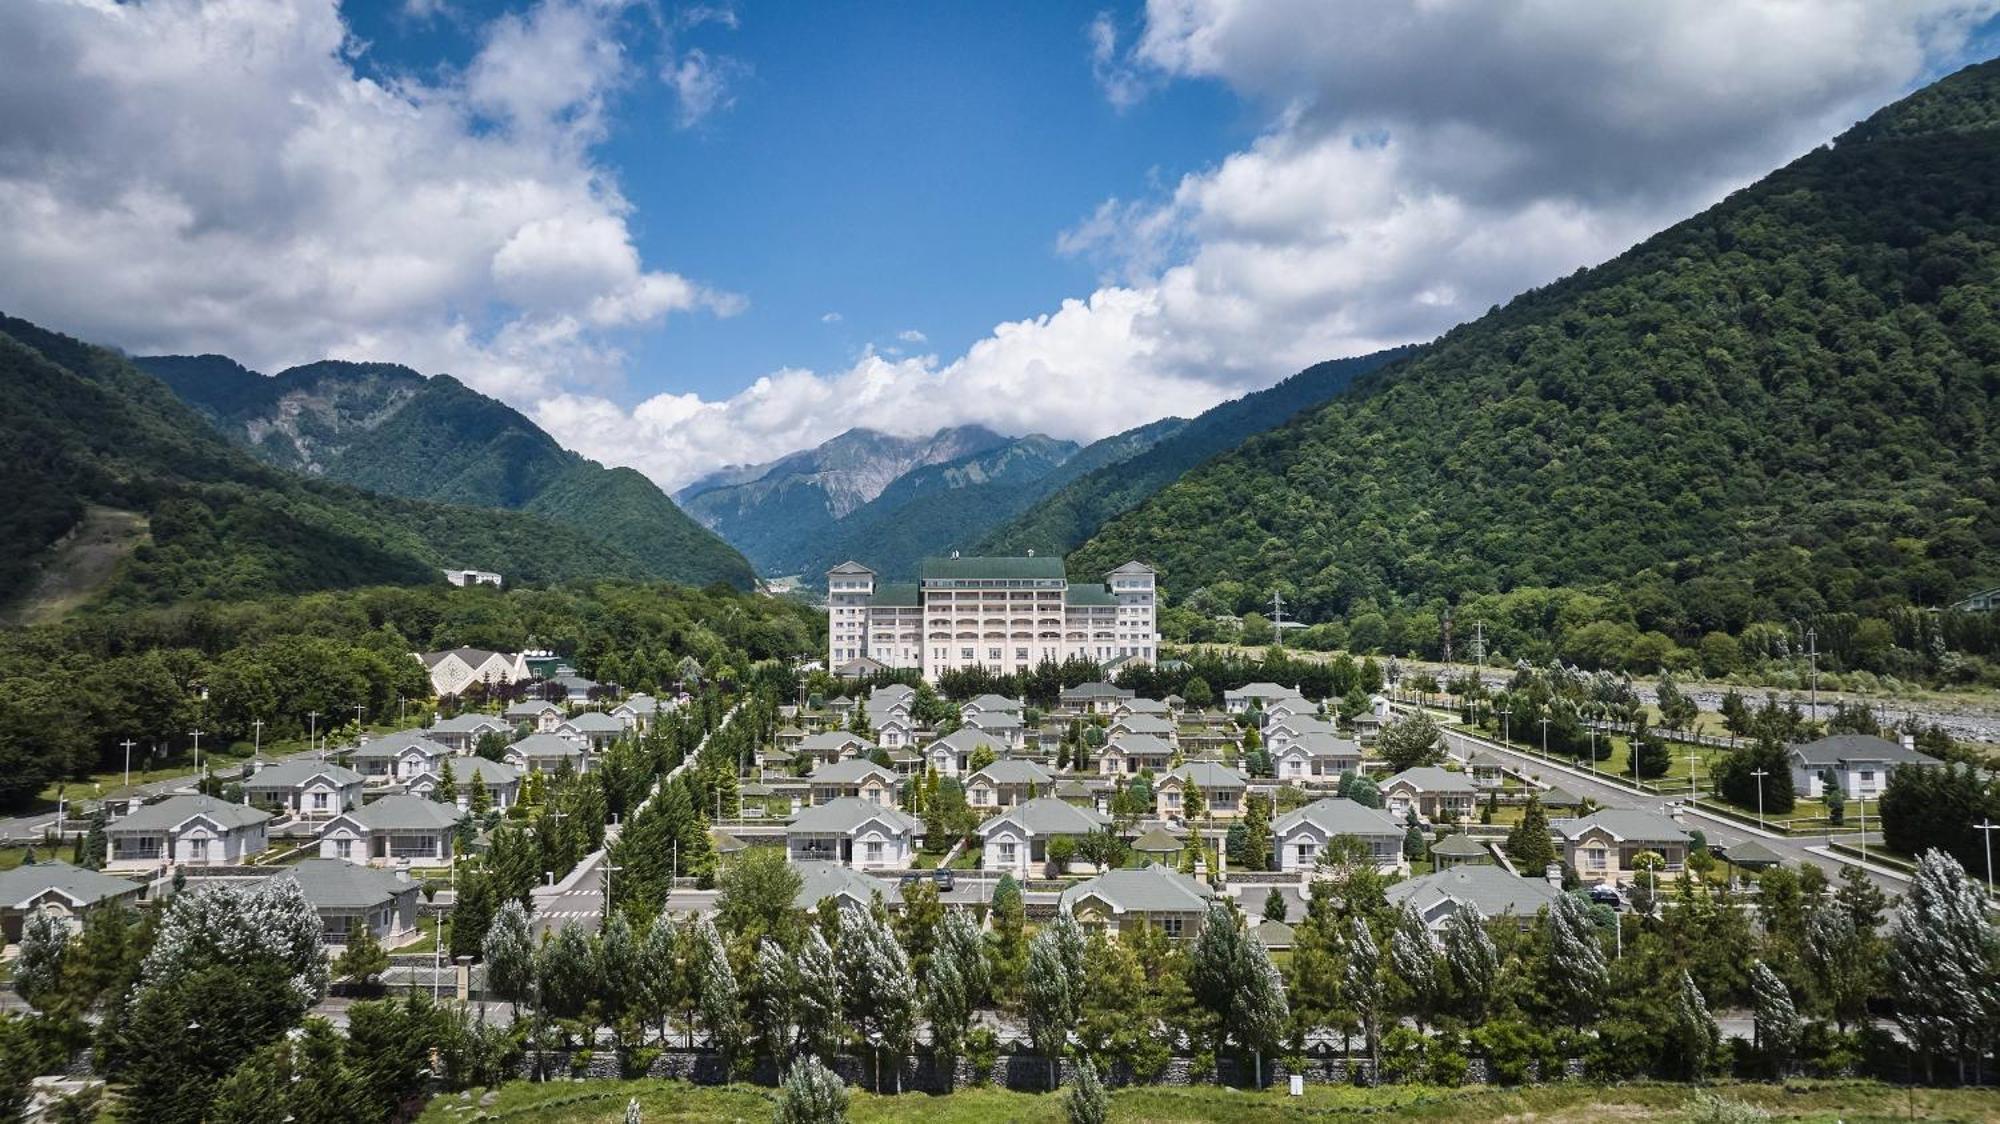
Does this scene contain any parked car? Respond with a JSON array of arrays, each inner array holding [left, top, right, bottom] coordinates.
[[897, 871, 926, 888], [930, 869, 956, 892], [1588, 885, 1623, 908]]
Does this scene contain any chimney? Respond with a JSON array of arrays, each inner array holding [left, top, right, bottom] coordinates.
[[1027, 549, 1035, 557], [1901, 732, 1916, 751]]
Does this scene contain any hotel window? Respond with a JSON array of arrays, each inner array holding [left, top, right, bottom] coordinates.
[[961, 648, 974, 660], [1015, 648, 1028, 660], [988, 647, 1002, 660]]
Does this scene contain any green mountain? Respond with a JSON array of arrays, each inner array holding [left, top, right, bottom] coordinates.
[[0, 315, 670, 614], [137, 354, 756, 589], [980, 346, 1415, 558], [1073, 59, 2000, 659]]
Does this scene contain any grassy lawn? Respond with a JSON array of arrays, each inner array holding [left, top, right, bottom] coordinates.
[[398, 914, 448, 955], [947, 845, 983, 871], [414, 1078, 2000, 1123], [0, 846, 28, 871]]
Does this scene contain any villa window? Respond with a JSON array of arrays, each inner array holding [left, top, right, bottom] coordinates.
[[864, 841, 884, 864], [998, 842, 1017, 864], [1161, 918, 1184, 939]]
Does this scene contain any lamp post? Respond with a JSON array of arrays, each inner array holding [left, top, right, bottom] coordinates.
[[189, 729, 205, 776], [1497, 707, 1510, 746], [353, 704, 366, 734], [1539, 716, 1551, 757], [1588, 728, 1597, 776], [1977, 820, 1998, 899], [1685, 752, 1700, 804], [251, 719, 264, 759], [1750, 769, 1768, 831], [120, 739, 136, 789], [603, 861, 622, 919], [308, 711, 322, 755]]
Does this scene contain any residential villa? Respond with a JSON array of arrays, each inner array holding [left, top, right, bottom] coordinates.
[[1786, 733, 1943, 800], [414, 648, 530, 698], [503, 733, 588, 775], [807, 759, 901, 807], [318, 794, 465, 867], [825, 557, 1159, 681], [792, 861, 902, 913], [1382, 767, 1478, 823], [611, 693, 666, 731], [1262, 716, 1338, 754], [1273, 733, 1363, 784], [406, 756, 521, 811], [0, 862, 144, 942], [870, 714, 917, 750], [960, 693, 1023, 720], [426, 713, 510, 754], [1271, 798, 1405, 873], [349, 732, 454, 785], [282, 858, 422, 948], [106, 795, 271, 870], [505, 699, 565, 732], [1114, 697, 1170, 719], [963, 709, 1027, 751], [965, 758, 1057, 810], [1108, 713, 1177, 745], [1098, 733, 1174, 776], [795, 731, 875, 769], [1060, 682, 1134, 715], [1224, 682, 1303, 715], [241, 761, 364, 821], [1157, 762, 1248, 820], [1386, 865, 1557, 931], [978, 797, 1112, 878], [1059, 864, 1214, 941], [786, 797, 923, 871], [1463, 750, 1506, 788], [1554, 810, 1692, 886], [921, 728, 999, 778]]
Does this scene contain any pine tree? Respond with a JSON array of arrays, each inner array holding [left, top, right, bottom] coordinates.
[[434, 757, 458, 805], [1749, 960, 1799, 1076], [1025, 929, 1076, 1089], [332, 923, 388, 991], [1889, 848, 1997, 1082], [1241, 792, 1272, 872], [989, 873, 1026, 998], [1389, 904, 1440, 1031], [836, 905, 916, 1092], [689, 915, 743, 1069], [596, 911, 640, 1033], [83, 808, 107, 870], [13, 909, 68, 1009], [1543, 892, 1607, 1030], [1066, 1057, 1109, 1124], [1440, 901, 1497, 1022], [1262, 890, 1288, 923], [481, 900, 536, 1020], [1505, 795, 1557, 873], [776, 1056, 848, 1124], [637, 913, 682, 1046], [756, 939, 799, 1066], [1667, 969, 1718, 1082], [469, 774, 492, 817], [795, 926, 843, 1064], [1345, 914, 1384, 1070]]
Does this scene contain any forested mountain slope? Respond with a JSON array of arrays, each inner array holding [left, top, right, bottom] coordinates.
[[0, 315, 666, 611], [1075, 59, 2000, 659], [981, 346, 1415, 557], [139, 355, 755, 589]]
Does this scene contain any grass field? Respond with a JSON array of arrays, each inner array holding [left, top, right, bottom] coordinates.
[[416, 1078, 2000, 1123]]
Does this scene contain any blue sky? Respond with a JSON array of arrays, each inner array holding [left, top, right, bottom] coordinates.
[[2, 1, 1997, 486], [347, 1, 1250, 403]]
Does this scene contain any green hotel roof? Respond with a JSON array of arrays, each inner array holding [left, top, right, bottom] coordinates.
[[1064, 584, 1117, 606], [871, 582, 921, 606], [919, 556, 1066, 581]]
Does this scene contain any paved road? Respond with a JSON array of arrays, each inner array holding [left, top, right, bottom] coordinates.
[[1437, 722, 1905, 894], [534, 850, 610, 935]]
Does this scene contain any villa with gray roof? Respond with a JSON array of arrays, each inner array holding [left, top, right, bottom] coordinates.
[[1060, 681, 1134, 714], [1225, 682, 1304, 714], [0, 861, 144, 942], [1098, 733, 1174, 776], [1271, 797, 1405, 873], [826, 556, 1158, 682], [1059, 864, 1214, 941], [795, 731, 875, 768], [556, 710, 627, 750], [808, 759, 901, 806], [241, 760, 364, 821], [611, 693, 666, 730], [1108, 713, 1177, 744], [1787, 733, 1943, 800], [786, 797, 923, 871], [1386, 865, 1557, 931], [1382, 767, 1478, 822], [425, 713, 510, 754], [350, 732, 455, 784], [106, 794, 272, 870], [978, 796, 1112, 877], [1157, 761, 1248, 820], [965, 758, 1056, 810], [503, 732, 589, 775], [925, 727, 1005, 777], [963, 709, 1027, 750], [318, 794, 465, 867], [792, 861, 901, 912], [1274, 732, 1362, 783], [406, 756, 521, 811], [279, 858, 421, 947], [1263, 716, 1338, 754], [505, 699, 565, 731], [1554, 810, 1692, 885]]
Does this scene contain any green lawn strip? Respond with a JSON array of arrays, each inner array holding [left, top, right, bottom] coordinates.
[[411, 1078, 2000, 1123]]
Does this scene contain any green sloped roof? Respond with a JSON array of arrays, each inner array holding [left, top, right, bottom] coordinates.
[[871, 582, 921, 606], [1065, 583, 1117, 606], [919, 556, 1066, 581]]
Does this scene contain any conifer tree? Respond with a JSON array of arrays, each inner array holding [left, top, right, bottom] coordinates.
[[637, 913, 682, 1046], [1889, 848, 1997, 1082], [1506, 795, 1557, 873], [481, 900, 536, 1020], [469, 774, 492, 817], [1241, 792, 1273, 872], [1389, 904, 1440, 1031], [1749, 960, 1799, 1076], [689, 915, 743, 1069], [1345, 914, 1384, 1070], [1667, 969, 1718, 1082], [1441, 901, 1497, 1021], [795, 926, 844, 1065], [434, 757, 458, 805], [1543, 892, 1607, 1030], [1066, 1057, 1108, 1124], [1025, 928, 1076, 1089], [756, 939, 799, 1065], [775, 1056, 848, 1124]]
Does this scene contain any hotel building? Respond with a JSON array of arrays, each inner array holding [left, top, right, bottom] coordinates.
[[827, 555, 1159, 681]]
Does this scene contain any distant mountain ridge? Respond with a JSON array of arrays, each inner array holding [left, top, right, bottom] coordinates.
[[0, 314, 676, 613], [137, 354, 755, 590], [978, 345, 1418, 559]]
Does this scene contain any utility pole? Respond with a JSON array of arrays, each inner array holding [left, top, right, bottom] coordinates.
[[1685, 751, 1700, 804], [353, 704, 366, 733], [1539, 716, 1551, 756], [251, 719, 264, 759], [1269, 589, 1287, 648], [121, 739, 137, 789], [1468, 620, 1485, 670], [307, 711, 322, 755], [1978, 820, 1998, 899], [189, 729, 205, 776], [1804, 627, 1819, 724], [1442, 605, 1454, 672], [1751, 769, 1768, 831], [1497, 708, 1510, 745]]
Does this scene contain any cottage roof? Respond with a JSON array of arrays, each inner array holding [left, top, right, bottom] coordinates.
[[968, 759, 1056, 786], [111, 794, 271, 833], [350, 733, 454, 761], [429, 713, 509, 735], [508, 733, 584, 759], [243, 761, 364, 789], [1272, 797, 1402, 839], [281, 858, 417, 910], [505, 700, 562, 717], [1428, 833, 1493, 858], [809, 759, 898, 786], [418, 757, 518, 786], [1553, 809, 1690, 844], [788, 796, 923, 836], [1060, 682, 1132, 701], [1105, 733, 1173, 758], [560, 711, 626, 734], [1131, 827, 1184, 854], [1385, 865, 1558, 921], [1789, 734, 1941, 768], [792, 861, 899, 908], [342, 794, 464, 832], [0, 861, 140, 911], [1059, 863, 1212, 915], [1110, 714, 1175, 736], [1283, 732, 1362, 760], [798, 731, 874, 753], [1166, 761, 1247, 790], [1385, 766, 1476, 794], [979, 797, 1110, 838]]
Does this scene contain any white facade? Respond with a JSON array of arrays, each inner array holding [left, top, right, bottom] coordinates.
[[827, 556, 1159, 682], [442, 569, 503, 587]]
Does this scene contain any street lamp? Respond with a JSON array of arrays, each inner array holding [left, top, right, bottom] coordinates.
[[603, 862, 623, 919], [1539, 716, 1551, 757], [120, 738, 137, 789], [188, 729, 205, 776], [1977, 820, 1999, 899], [1497, 707, 1510, 745], [1750, 769, 1768, 831], [308, 711, 322, 755], [251, 719, 264, 759]]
